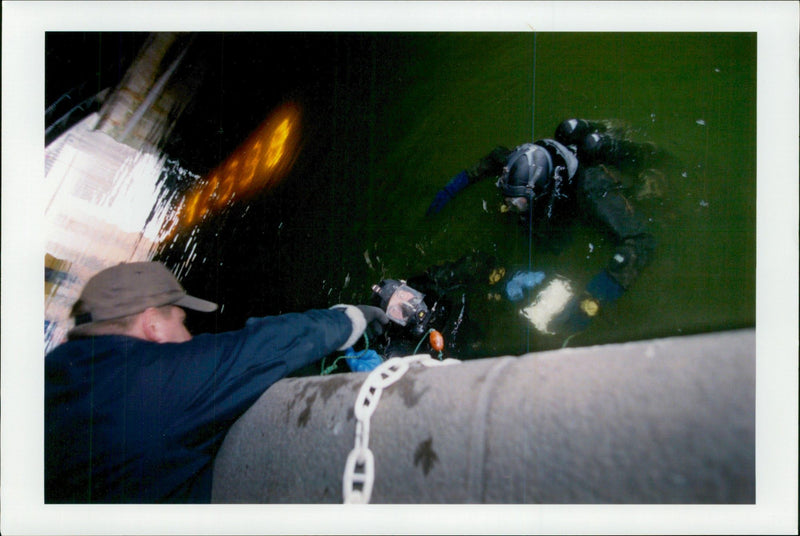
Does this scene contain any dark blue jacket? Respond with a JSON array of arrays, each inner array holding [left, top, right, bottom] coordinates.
[[45, 309, 353, 503]]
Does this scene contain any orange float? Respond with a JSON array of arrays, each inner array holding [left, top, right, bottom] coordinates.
[[429, 330, 444, 352]]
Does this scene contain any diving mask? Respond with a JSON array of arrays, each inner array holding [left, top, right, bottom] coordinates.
[[371, 279, 430, 336]]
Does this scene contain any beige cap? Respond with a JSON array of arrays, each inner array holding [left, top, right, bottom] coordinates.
[[69, 261, 217, 333]]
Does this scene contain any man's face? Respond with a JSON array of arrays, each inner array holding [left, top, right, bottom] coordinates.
[[160, 306, 192, 343]]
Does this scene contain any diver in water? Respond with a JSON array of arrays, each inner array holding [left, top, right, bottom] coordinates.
[[426, 118, 668, 335], [368, 251, 501, 359]]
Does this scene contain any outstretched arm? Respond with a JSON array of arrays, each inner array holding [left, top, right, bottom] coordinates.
[[426, 146, 510, 215]]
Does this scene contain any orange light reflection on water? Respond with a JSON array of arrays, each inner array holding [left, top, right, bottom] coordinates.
[[167, 102, 302, 237]]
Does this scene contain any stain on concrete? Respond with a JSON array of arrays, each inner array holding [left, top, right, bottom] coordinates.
[[472, 373, 487, 389], [288, 381, 313, 413], [413, 436, 439, 476], [286, 375, 363, 426], [283, 400, 293, 425], [287, 381, 313, 424], [396, 376, 430, 408], [316, 375, 353, 403], [297, 391, 317, 427]]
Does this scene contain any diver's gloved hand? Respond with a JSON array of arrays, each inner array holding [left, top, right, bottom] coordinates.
[[356, 305, 390, 336], [550, 271, 625, 335], [331, 304, 390, 351], [426, 170, 470, 215]]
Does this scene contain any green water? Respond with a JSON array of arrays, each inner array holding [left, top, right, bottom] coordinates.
[[176, 33, 756, 356]]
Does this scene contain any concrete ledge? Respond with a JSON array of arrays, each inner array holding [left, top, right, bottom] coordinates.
[[212, 329, 755, 503]]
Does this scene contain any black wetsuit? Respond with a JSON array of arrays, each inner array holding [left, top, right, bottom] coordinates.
[[454, 119, 661, 291]]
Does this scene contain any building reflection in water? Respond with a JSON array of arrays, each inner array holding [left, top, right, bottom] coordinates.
[[168, 102, 301, 237], [44, 33, 301, 351]]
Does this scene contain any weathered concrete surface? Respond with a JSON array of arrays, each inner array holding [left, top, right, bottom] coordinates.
[[212, 329, 755, 503]]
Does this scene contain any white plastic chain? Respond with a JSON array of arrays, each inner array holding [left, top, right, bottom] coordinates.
[[342, 354, 460, 504]]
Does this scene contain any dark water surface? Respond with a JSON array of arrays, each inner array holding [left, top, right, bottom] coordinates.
[[158, 32, 755, 357], [44, 32, 756, 357]]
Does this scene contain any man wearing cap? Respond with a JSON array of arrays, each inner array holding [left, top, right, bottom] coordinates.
[[45, 261, 388, 503]]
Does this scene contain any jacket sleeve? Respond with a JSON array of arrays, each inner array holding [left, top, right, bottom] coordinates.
[[155, 308, 354, 439]]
